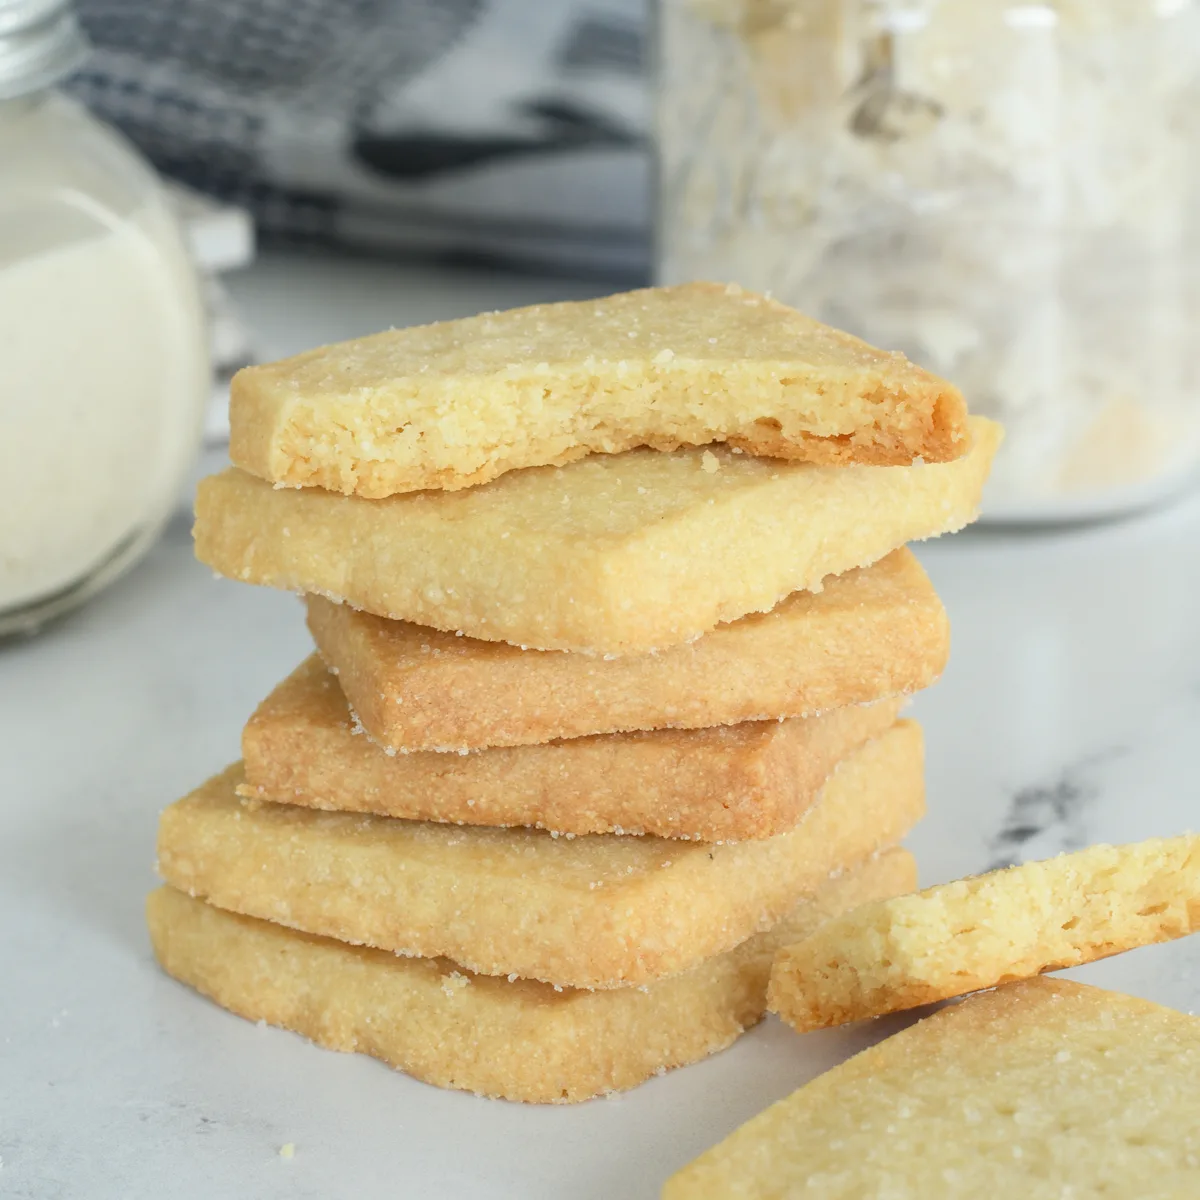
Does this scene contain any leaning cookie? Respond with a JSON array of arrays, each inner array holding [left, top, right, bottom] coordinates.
[[767, 834, 1200, 1032]]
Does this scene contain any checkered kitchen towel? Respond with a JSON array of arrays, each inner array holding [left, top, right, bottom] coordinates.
[[69, 0, 650, 278]]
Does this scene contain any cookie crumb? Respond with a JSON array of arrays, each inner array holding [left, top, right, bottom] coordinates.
[[441, 970, 470, 997]]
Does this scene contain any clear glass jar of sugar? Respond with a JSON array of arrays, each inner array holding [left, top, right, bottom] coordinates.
[[657, 0, 1200, 521], [0, 0, 209, 635]]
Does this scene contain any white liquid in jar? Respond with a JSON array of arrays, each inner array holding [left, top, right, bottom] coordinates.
[[0, 199, 206, 610]]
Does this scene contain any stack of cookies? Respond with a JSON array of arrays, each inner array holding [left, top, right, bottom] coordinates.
[[148, 284, 1000, 1102]]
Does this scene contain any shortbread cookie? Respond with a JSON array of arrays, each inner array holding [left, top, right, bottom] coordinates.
[[157, 722, 924, 989], [305, 547, 946, 751], [148, 850, 915, 1104], [239, 656, 903, 841], [229, 282, 969, 498], [665, 978, 1200, 1199], [195, 418, 999, 654], [768, 835, 1200, 1033]]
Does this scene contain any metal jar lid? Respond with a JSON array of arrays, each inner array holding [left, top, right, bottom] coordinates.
[[0, 0, 88, 100]]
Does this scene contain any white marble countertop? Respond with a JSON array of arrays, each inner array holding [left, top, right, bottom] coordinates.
[[3, 252, 1199, 1199]]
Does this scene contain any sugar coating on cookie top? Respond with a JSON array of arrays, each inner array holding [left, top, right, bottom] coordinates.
[[304, 547, 948, 752], [146, 850, 915, 1104], [157, 723, 925, 990], [194, 418, 1000, 655], [768, 834, 1200, 1032], [666, 979, 1200, 1198], [229, 282, 969, 498]]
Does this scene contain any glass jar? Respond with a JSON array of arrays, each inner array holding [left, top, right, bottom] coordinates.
[[657, 0, 1200, 520], [0, 0, 209, 634]]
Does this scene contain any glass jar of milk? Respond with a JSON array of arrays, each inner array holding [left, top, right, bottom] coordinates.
[[0, 0, 209, 634]]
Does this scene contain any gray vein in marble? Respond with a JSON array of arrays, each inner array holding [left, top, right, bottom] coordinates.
[[986, 748, 1127, 870]]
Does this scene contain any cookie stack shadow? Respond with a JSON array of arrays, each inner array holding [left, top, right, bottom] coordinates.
[[147, 285, 1000, 1103]]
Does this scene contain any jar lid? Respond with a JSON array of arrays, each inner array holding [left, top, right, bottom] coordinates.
[[0, 0, 88, 101]]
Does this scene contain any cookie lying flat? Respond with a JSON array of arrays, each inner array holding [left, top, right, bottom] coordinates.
[[665, 978, 1200, 1199], [768, 835, 1200, 1032], [158, 722, 923, 989], [148, 850, 915, 1104], [195, 419, 999, 655], [306, 547, 946, 752], [229, 282, 969, 498], [239, 656, 903, 841]]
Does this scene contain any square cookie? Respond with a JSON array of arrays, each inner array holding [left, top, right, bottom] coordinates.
[[666, 979, 1200, 1198], [305, 547, 946, 752], [158, 721, 924, 989], [239, 655, 904, 841], [194, 418, 999, 654], [229, 281, 969, 498], [147, 850, 915, 1104]]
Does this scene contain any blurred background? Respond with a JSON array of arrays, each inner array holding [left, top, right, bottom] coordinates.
[[68, 0, 652, 279]]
